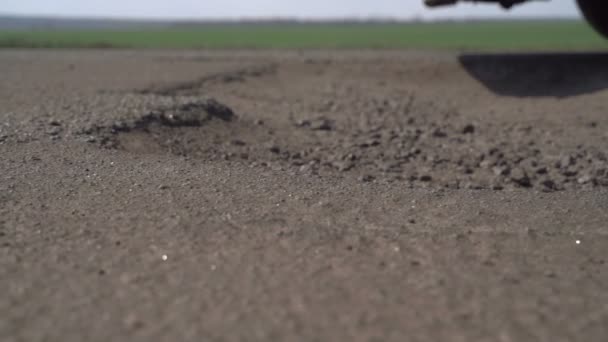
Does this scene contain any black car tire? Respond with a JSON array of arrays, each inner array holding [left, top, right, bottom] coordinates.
[[577, 0, 608, 38]]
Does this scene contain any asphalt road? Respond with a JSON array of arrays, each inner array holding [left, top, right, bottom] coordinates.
[[1, 49, 608, 342]]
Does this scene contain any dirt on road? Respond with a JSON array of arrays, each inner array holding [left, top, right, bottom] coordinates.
[[1, 49, 608, 341]]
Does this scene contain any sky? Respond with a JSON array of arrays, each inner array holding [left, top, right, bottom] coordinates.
[[2, 0, 581, 20]]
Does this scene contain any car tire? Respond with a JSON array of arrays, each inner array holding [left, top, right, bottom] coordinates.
[[577, 0, 608, 38]]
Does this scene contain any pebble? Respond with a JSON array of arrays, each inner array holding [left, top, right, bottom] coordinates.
[[231, 139, 246, 146], [493, 166, 510, 176], [462, 124, 475, 134], [310, 118, 334, 131], [359, 175, 375, 182], [510, 168, 532, 187], [541, 179, 558, 191], [48, 119, 62, 126], [419, 175, 433, 182], [577, 175, 593, 184], [46, 127, 62, 136]]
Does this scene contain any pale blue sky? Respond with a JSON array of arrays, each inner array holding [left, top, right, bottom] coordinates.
[[2, 0, 581, 20]]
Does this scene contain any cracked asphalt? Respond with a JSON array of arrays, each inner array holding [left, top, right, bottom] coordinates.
[[1, 49, 608, 342]]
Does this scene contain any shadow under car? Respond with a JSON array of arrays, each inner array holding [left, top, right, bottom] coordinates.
[[458, 52, 608, 98]]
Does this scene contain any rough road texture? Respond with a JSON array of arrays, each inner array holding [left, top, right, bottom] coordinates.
[[1, 50, 608, 342]]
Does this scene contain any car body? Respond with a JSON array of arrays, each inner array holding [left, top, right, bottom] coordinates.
[[425, 0, 608, 38]]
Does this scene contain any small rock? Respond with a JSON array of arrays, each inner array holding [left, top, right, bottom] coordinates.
[[364, 139, 381, 147], [491, 183, 504, 191], [295, 119, 311, 127], [299, 164, 311, 173], [545, 271, 557, 278], [359, 175, 375, 182], [377, 161, 402, 173], [161, 109, 206, 126], [410, 147, 421, 155], [559, 155, 575, 168], [479, 160, 493, 169], [48, 119, 62, 126], [334, 161, 354, 172], [467, 182, 485, 190], [493, 166, 510, 176], [310, 118, 334, 131], [161, 99, 234, 126], [562, 167, 578, 177], [46, 127, 62, 136], [432, 129, 447, 138], [462, 124, 475, 134], [344, 153, 358, 161], [541, 179, 558, 191], [510, 168, 532, 187], [111, 120, 130, 132], [577, 175, 593, 184], [419, 175, 432, 182], [268, 145, 281, 154]]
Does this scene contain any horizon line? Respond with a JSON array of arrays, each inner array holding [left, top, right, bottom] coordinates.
[[0, 12, 582, 23]]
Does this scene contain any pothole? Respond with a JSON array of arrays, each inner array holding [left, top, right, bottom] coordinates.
[[83, 96, 608, 192], [81, 98, 239, 153]]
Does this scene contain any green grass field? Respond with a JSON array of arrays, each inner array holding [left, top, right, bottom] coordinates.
[[0, 20, 606, 50]]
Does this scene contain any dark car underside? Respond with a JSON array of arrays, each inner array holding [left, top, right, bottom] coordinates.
[[426, 0, 608, 38]]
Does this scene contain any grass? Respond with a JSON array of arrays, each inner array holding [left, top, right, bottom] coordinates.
[[0, 20, 606, 51]]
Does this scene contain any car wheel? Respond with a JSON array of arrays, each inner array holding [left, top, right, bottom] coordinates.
[[577, 0, 608, 38]]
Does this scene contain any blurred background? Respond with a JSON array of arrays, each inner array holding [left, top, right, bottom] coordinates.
[[1, 0, 581, 20], [0, 0, 603, 50]]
